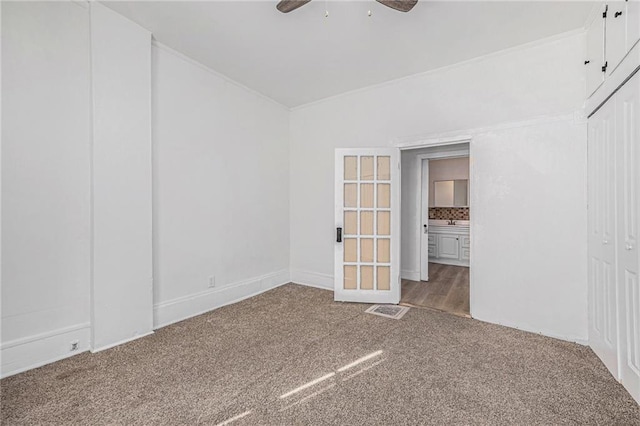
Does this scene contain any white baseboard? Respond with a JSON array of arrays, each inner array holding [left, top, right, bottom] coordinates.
[[471, 314, 588, 346], [1, 270, 290, 378], [290, 269, 333, 290], [1, 323, 91, 379], [153, 269, 290, 329], [401, 269, 421, 281], [429, 259, 470, 268], [90, 331, 155, 353]]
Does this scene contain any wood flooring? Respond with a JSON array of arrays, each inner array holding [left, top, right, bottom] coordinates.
[[401, 262, 470, 317]]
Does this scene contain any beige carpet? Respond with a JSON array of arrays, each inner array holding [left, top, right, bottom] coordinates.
[[2, 284, 639, 425]]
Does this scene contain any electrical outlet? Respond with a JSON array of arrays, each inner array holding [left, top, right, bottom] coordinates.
[[208, 275, 216, 288], [70, 341, 79, 352]]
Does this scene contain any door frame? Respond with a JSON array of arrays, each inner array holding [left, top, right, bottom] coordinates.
[[415, 149, 470, 281], [397, 136, 472, 314]]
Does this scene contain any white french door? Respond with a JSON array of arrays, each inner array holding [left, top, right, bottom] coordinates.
[[334, 148, 400, 304]]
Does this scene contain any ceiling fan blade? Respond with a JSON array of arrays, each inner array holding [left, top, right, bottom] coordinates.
[[376, 0, 418, 12], [276, 0, 312, 13]]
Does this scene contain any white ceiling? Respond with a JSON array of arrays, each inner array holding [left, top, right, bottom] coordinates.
[[104, 1, 593, 108]]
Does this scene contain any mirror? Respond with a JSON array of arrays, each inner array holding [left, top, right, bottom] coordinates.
[[433, 180, 468, 207]]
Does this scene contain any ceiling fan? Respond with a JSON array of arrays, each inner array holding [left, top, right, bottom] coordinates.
[[276, 0, 418, 13]]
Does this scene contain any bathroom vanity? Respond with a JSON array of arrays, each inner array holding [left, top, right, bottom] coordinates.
[[427, 220, 470, 267]]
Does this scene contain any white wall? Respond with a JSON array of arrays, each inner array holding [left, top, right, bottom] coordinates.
[[470, 117, 587, 342], [1, 2, 92, 375], [1, 2, 290, 376], [290, 32, 588, 342], [151, 44, 290, 327], [2, 3, 590, 378], [90, 3, 154, 351]]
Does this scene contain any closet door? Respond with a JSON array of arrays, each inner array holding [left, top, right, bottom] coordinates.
[[588, 96, 618, 377], [616, 71, 640, 404]]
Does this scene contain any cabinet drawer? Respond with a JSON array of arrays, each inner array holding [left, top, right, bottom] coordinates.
[[427, 234, 435, 244], [428, 245, 436, 257], [461, 236, 470, 248], [461, 247, 470, 260]]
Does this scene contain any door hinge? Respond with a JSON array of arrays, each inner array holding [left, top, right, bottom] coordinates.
[[602, 61, 608, 73]]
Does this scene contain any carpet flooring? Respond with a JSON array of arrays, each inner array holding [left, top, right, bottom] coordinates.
[[2, 284, 639, 425]]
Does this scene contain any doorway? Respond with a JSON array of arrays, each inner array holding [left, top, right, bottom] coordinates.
[[399, 142, 471, 317]]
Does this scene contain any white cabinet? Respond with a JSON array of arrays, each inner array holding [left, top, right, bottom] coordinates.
[[460, 236, 471, 261], [586, 1, 640, 97], [628, 0, 640, 53], [588, 71, 640, 405], [437, 234, 460, 259], [427, 234, 436, 257], [428, 226, 469, 267], [607, 1, 627, 75], [586, 3, 606, 96], [607, 0, 640, 74]]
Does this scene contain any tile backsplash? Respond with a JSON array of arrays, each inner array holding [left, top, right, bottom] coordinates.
[[429, 207, 469, 221]]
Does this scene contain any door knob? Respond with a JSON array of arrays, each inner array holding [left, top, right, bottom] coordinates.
[[423, 224, 428, 234], [603, 239, 609, 245], [626, 244, 634, 250]]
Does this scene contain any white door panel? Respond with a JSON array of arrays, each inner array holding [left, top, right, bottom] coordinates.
[[334, 148, 400, 304], [616, 71, 640, 404], [588, 96, 619, 377]]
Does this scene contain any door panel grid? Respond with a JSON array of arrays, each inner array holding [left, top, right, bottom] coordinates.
[[342, 154, 391, 291]]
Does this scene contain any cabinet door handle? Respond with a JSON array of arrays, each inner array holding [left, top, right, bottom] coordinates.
[[336, 227, 342, 243], [615, 11, 623, 18]]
